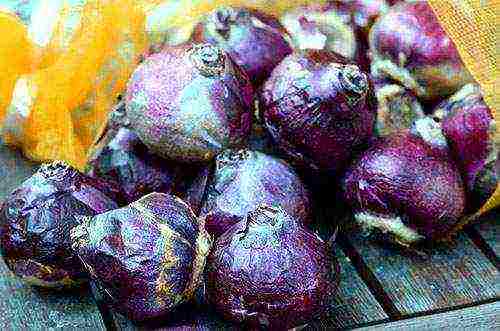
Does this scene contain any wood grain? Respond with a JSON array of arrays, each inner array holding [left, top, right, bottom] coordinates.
[[0, 144, 106, 330], [355, 301, 500, 330], [306, 248, 389, 330], [346, 229, 500, 316], [471, 211, 499, 258], [0, 260, 106, 330]]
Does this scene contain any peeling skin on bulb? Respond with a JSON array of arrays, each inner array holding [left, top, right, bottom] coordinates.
[[71, 193, 211, 322], [0, 161, 118, 288]]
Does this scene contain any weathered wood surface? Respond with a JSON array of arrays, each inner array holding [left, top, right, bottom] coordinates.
[[470, 211, 499, 260], [355, 301, 500, 330], [346, 229, 499, 316], [307, 249, 389, 330], [0, 144, 106, 330]]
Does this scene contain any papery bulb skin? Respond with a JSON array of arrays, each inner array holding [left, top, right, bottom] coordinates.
[[433, 84, 498, 208], [192, 7, 293, 87], [343, 117, 466, 246], [369, 1, 472, 101], [280, 1, 389, 70], [0, 161, 118, 288], [207, 205, 339, 329], [126, 43, 253, 163], [280, 3, 357, 61], [260, 50, 376, 173], [71, 193, 211, 322], [375, 83, 424, 136], [200, 149, 311, 237]]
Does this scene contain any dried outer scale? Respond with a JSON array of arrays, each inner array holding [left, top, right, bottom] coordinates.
[[0, 161, 118, 288], [71, 193, 211, 322]]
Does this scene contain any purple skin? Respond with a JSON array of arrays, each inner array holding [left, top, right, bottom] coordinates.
[[260, 50, 376, 173], [126, 43, 253, 163], [343, 117, 466, 246], [192, 7, 293, 87], [207, 204, 339, 329], [433, 84, 497, 208], [87, 102, 177, 203], [369, 1, 472, 101], [200, 149, 311, 237], [374, 83, 425, 136], [71, 193, 211, 322], [0, 161, 118, 288]]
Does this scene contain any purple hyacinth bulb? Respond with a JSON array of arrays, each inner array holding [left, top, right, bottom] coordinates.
[[343, 117, 466, 246], [71, 193, 211, 322], [0, 161, 118, 288], [260, 49, 375, 173], [369, 1, 472, 101], [207, 204, 339, 329], [433, 84, 498, 208], [126, 43, 253, 163]]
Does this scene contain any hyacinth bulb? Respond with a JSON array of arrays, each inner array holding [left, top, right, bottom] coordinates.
[[369, 1, 472, 101], [192, 6, 292, 87], [260, 50, 375, 173], [71, 193, 211, 321], [433, 84, 498, 208], [343, 117, 466, 246], [200, 149, 311, 237], [0, 161, 118, 288], [126, 43, 253, 163], [207, 204, 339, 329]]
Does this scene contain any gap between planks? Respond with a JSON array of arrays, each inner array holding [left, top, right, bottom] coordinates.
[[353, 300, 500, 330]]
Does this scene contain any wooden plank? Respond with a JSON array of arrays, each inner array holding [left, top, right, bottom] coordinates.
[[0, 145, 106, 330], [471, 211, 499, 258], [355, 301, 500, 330], [0, 260, 106, 330], [306, 248, 389, 330], [346, 229, 500, 316]]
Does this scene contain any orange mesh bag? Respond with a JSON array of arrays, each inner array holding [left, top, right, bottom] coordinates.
[[2, 0, 147, 170]]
